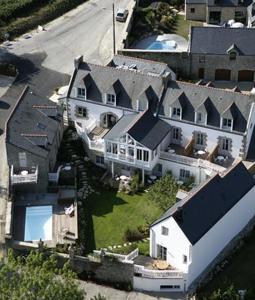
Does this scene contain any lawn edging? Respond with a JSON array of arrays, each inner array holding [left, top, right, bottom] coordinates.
[[0, 0, 88, 42]]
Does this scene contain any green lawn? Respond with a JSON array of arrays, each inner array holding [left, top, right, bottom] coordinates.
[[198, 229, 255, 298], [172, 14, 203, 39], [84, 189, 162, 252]]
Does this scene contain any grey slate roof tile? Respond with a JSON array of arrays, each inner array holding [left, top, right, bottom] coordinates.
[[6, 87, 62, 158], [190, 27, 255, 55]]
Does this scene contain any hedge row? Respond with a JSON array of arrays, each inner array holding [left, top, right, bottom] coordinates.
[[0, 0, 87, 42], [0, 0, 50, 25]]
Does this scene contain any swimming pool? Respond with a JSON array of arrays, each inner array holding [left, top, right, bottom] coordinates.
[[25, 206, 52, 241], [147, 40, 177, 50]]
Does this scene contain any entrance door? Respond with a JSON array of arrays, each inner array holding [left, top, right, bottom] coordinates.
[[238, 70, 254, 82], [102, 114, 117, 128], [198, 68, 204, 79], [215, 69, 231, 81]]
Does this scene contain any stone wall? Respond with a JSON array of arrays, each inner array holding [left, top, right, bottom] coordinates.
[[190, 53, 255, 81], [185, 3, 206, 21]]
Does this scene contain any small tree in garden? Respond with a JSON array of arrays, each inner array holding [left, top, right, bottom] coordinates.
[[147, 173, 178, 210]]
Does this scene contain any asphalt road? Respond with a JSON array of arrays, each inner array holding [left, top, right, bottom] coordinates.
[[4, 0, 131, 75]]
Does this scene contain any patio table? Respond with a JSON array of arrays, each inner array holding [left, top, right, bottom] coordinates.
[[149, 175, 157, 180], [217, 155, 224, 161], [197, 150, 205, 155], [155, 260, 169, 270]]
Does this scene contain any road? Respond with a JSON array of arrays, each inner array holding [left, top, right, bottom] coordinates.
[[5, 0, 131, 75]]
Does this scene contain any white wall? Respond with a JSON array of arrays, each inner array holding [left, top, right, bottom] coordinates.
[[244, 102, 255, 157], [133, 277, 184, 292], [158, 157, 208, 184], [187, 185, 255, 287], [68, 98, 125, 132], [150, 217, 191, 273], [162, 117, 244, 158]]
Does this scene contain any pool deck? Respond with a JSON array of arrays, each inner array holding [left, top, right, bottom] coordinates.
[[132, 34, 188, 52], [12, 192, 78, 247]]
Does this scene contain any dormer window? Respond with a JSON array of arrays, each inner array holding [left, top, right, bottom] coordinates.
[[172, 107, 181, 119], [77, 87, 86, 99], [222, 118, 232, 130], [229, 52, 236, 60], [196, 112, 207, 125], [106, 94, 116, 105]]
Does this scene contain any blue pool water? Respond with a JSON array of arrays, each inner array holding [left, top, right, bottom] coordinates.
[[25, 206, 52, 241], [147, 41, 170, 50]]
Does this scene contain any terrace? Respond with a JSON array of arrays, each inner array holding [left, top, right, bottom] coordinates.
[[161, 138, 233, 173], [133, 255, 183, 279], [10, 165, 38, 185], [12, 192, 78, 247]]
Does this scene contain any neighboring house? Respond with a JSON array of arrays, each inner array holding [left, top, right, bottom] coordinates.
[[247, 0, 255, 26], [189, 27, 255, 82], [185, 0, 251, 24], [6, 86, 64, 193], [140, 162, 255, 292], [66, 55, 255, 185]]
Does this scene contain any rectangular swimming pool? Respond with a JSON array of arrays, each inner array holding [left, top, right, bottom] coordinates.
[[24, 206, 53, 241]]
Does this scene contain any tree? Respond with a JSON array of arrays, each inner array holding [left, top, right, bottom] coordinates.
[[147, 173, 178, 210], [0, 249, 85, 300], [204, 284, 240, 300]]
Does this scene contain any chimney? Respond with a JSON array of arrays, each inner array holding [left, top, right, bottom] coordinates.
[[74, 55, 83, 70], [161, 71, 171, 88]]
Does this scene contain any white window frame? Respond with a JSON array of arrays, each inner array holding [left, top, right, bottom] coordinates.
[[180, 169, 190, 182], [77, 87, 86, 99], [222, 137, 231, 151], [222, 118, 233, 130], [161, 226, 169, 236], [173, 127, 180, 141], [18, 152, 27, 168], [106, 94, 116, 105], [172, 107, 181, 119], [196, 132, 205, 146], [76, 106, 87, 118]]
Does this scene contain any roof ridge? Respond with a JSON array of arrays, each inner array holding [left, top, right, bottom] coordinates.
[[86, 62, 164, 80], [21, 133, 48, 137], [114, 54, 169, 66], [175, 80, 249, 96], [126, 109, 148, 133]]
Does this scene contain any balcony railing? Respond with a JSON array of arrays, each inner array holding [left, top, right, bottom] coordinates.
[[105, 152, 151, 168], [134, 264, 183, 279], [11, 165, 38, 185], [159, 151, 225, 174]]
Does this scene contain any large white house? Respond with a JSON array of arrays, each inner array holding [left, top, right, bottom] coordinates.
[[135, 162, 255, 292], [66, 55, 255, 185]]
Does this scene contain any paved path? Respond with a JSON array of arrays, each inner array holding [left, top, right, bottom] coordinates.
[[3, 0, 131, 75], [78, 280, 186, 300]]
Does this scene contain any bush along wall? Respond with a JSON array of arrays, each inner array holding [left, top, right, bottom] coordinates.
[[0, 0, 88, 42]]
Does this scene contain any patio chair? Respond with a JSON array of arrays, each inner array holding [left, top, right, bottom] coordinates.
[[64, 204, 74, 216]]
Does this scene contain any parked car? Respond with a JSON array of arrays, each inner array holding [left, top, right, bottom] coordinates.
[[116, 9, 128, 22]]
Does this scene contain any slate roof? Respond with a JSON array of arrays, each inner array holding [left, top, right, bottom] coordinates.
[[103, 114, 138, 141], [72, 61, 164, 112], [160, 80, 253, 132], [104, 110, 171, 150], [109, 55, 174, 78], [190, 27, 255, 55], [70, 57, 254, 134], [6, 86, 63, 158], [151, 162, 255, 245]]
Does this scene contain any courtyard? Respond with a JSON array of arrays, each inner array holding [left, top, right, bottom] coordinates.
[[57, 128, 163, 255]]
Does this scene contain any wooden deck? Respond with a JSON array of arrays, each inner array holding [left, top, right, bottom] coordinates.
[[13, 192, 78, 247]]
